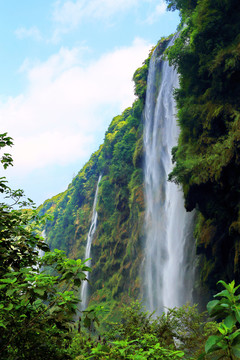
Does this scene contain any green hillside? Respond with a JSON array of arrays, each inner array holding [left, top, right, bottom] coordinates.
[[39, 37, 172, 320]]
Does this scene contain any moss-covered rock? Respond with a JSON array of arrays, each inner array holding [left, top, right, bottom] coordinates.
[[167, 0, 240, 292]]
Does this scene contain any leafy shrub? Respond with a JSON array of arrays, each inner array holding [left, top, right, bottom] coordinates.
[[203, 280, 240, 359]]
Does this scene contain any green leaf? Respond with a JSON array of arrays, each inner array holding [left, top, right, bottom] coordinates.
[[219, 303, 230, 308], [218, 325, 227, 335], [73, 278, 81, 286], [207, 300, 219, 314], [0, 277, 17, 284], [21, 298, 29, 306], [119, 348, 126, 356], [229, 331, 240, 342], [224, 314, 236, 329], [4, 303, 13, 311], [33, 288, 45, 296], [205, 335, 221, 353], [6, 288, 16, 296], [235, 309, 240, 323], [0, 321, 6, 329], [215, 289, 231, 300], [232, 343, 240, 358], [217, 280, 233, 292]]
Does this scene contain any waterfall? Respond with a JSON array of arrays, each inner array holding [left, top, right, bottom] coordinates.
[[143, 37, 195, 315], [81, 174, 102, 310]]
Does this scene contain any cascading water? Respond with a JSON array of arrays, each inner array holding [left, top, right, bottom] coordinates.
[[81, 174, 102, 310], [143, 37, 195, 315]]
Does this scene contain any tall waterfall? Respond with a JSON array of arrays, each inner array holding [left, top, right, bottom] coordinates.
[[81, 174, 102, 310], [143, 38, 195, 315]]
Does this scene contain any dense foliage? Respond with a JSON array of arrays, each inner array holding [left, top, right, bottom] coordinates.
[[166, 0, 240, 290], [69, 302, 204, 359], [0, 134, 91, 359], [67, 281, 240, 359], [205, 280, 240, 359]]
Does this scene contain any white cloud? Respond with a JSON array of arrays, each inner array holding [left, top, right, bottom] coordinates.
[[144, 1, 167, 24], [53, 0, 139, 25], [15, 26, 42, 41], [51, 0, 167, 41], [14, 131, 93, 169], [51, 0, 139, 41], [1, 38, 151, 174]]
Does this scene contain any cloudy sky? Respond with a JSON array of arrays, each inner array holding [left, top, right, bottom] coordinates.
[[0, 0, 179, 205]]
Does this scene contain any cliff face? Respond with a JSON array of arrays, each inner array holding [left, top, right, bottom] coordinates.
[[40, 0, 240, 317], [39, 37, 172, 319], [39, 105, 144, 317], [166, 0, 240, 292]]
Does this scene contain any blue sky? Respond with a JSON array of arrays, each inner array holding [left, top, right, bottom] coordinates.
[[0, 0, 179, 205]]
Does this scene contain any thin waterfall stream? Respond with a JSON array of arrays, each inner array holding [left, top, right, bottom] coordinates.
[[143, 38, 195, 315], [81, 174, 102, 310]]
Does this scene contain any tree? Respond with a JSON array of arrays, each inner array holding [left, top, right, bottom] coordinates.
[[0, 133, 91, 359]]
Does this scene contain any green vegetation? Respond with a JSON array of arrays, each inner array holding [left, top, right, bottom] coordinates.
[[204, 280, 240, 359], [166, 0, 240, 290], [2, 0, 240, 357], [2, 169, 240, 360], [69, 301, 205, 359], [0, 133, 92, 359], [67, 281, 240, 359], [40, 0, 240, 317]]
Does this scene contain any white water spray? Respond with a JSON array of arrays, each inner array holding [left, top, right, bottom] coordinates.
[[81, 175, 102, 310], [143, 38, 195, 315]]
